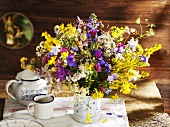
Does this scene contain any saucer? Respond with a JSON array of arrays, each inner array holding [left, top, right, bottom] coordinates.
[[0, 118, 44, 127]]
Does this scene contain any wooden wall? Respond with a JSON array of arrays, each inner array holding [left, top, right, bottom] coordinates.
[[0, 0, 169, 85]]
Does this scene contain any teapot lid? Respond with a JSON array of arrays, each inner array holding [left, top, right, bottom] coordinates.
[[16, 69, 40, 81]]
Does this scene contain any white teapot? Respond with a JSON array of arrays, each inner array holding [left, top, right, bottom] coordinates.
[[5, 69, 48, 106]]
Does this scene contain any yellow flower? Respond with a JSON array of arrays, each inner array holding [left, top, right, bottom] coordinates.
[[127, 70, 141, 81], [109, 82, 119, 89], [61, 51, 69, 59], [135, 18, 141, 24], [27, 65, 35, 72], [59, 23, 65, 33], [43, 41, 53, 51], [92, 89, 104, 99], [48, 56, 56, 65], [85, 62, 95, 71], [140, 71, 150, 78], [42, 31, 52, 42], [131, 84, 137, 89], [144, 44, 162, 58], [120, 82, 132, 94], [20, 57, 27, 63], [65, 23, 77, 38], [52, 39, 61, 47], [20, 57, 27, 69], [86, 113, 93, 123], [110, 26, 125, 41], [102, 118, 108, 123], [136, 44, 144, 55], [21, 63, 26, 70], [110, 93, 119, 102], [51, 67, 56, 72]]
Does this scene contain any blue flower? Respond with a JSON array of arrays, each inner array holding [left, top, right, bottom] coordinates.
[[104, 63, 111, 74], [88, 18, 93, 23], [105, 89, 112, 95], [98, 60, 105, 67], [108, 73, 118, 82], [72, 47, 78, 52], [67, 55, 77, 68], [139, 56, 148, 63], [93, 37, 98, 42]]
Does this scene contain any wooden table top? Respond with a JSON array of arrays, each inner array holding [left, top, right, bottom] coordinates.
[[0, 79, 169, 126]]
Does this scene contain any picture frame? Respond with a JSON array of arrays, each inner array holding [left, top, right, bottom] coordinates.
[[0, 12, 34, 49]]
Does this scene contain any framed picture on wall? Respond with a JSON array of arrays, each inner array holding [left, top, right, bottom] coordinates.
[[0, 12, 34, 49]]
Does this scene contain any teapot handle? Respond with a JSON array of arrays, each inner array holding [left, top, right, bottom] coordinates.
[[5, 80, 20, 100]]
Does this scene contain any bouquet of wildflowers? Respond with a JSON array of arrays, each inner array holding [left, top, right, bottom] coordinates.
[[20, 13, 161, 100]]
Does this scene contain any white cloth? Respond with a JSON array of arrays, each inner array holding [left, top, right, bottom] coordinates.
[[3, 97, 129, 127]]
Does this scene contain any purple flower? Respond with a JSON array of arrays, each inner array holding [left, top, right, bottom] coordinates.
[[118, 47, 125, 53], [72, 47, 78, 52], [108, 73, 118, 82], [87, 32, 91, 39], [54, 66, 71, 81], [77, 16, 83, 28], [118, 43, 125, 48], [90, 29, 97, 37], [128, 37, 138, 49], [42, 55, 50, 64], [88, 18, 93, 23], [60, 47, 68, 53], [86, 23, 92, 29], [67, 55, 77, 68], [98, 60, 111, 74], [94, 63, 101, 72], [54, 59, 62, 67], [105, 89, 112, 95], [98, 60, 105, 67], [118, 43, 125, 53], [104, 62, 111, 74], [93, 49, 102, 58]]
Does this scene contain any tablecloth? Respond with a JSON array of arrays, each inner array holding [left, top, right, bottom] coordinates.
[[3, 97, 129, 127]]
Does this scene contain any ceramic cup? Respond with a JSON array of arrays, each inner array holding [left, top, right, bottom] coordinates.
[[27, 94, 54, 119]]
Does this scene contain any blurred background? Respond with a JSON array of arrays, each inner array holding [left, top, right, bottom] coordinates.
[[0, 0, 169, 86]]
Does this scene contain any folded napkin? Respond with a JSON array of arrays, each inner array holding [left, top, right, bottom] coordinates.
[[3, 97, 129, 127]]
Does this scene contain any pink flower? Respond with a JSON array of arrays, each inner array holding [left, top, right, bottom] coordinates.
[[94, 63, 101, 72], [99, 86, 105, 92]]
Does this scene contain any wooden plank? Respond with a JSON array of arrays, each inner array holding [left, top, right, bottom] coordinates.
[[0, 0, 169, 80]]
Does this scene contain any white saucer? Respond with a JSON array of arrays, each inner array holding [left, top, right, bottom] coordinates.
[[0, 118, 44, 127]]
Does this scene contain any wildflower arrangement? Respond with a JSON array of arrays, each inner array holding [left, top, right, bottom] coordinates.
[[20, 13, 161, 101]]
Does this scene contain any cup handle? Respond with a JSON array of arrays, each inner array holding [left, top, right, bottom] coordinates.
[[5, 80, 20, 100], [27, 103, 35, 115]]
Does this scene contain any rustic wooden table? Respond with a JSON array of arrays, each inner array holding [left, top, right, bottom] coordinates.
[[0, 79, 170, 126]]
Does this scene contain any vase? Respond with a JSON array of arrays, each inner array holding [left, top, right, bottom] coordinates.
[[73, 94, 101, 124]]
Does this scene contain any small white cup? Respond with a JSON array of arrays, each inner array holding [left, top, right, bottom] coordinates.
[[27, 94, 54, 119]]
